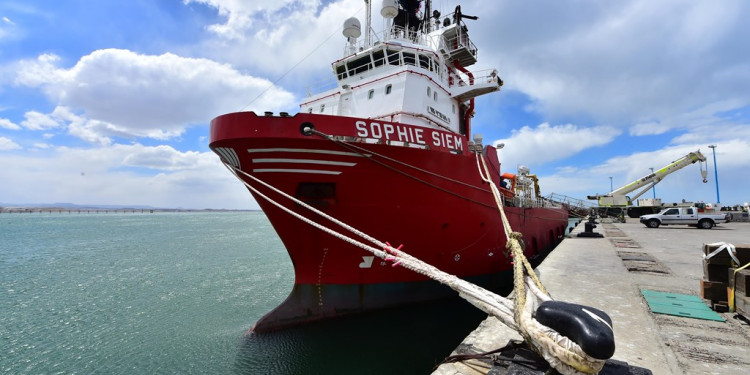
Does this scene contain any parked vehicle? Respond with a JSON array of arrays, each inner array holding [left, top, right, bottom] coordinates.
[[639, 207, 730, 229]]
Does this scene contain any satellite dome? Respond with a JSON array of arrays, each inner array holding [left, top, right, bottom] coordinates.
[[381, 0, 398, 19], [343, 17, 361, 38]]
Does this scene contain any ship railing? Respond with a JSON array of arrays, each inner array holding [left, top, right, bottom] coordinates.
[[452, 68, 500, 88], [437, 22, 478, 66], [346, 25, 438, 55], [511, 196, 567, 209]]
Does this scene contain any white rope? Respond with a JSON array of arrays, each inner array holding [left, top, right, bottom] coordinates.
[[220, 147, 606, 374], [222, 163, 518, 325], [473, 151, 606, 375], [704, 242, 739, 265]]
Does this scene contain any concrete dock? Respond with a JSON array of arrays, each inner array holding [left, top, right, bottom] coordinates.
[[433, 218, 750, 375]]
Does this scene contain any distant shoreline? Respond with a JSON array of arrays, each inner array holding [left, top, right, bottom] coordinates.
[[0, 207, 258, 214]]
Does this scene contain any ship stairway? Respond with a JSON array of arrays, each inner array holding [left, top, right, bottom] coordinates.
[[545, 193, 595, 218], [546, 193, 628, 220]]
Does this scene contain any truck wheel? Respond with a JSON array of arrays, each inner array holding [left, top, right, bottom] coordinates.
[[698, 219, 713, 229], [647, 219, 660, 228]]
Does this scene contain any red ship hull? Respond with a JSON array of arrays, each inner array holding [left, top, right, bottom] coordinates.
[[210, 112, 568, 332]]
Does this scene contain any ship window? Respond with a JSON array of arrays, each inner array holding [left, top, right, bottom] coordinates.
[[308, 107, 313, 113], [403, 52, 415, 66], [320, 104, 325, 113], [347, 55, 372, 75], [434, 91, 437, 101], [385, 84, 392, 94], [452, 104, 456, 113], [427, 87, 431, 97], [372, 50, 385, 67], [419, 55, 429, 69], [368, 89, 374, 99], [335, 64, 347, 79], [387, 49, 399, 65]]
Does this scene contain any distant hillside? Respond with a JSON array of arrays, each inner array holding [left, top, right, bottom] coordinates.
[[0, 202, 160, 210]]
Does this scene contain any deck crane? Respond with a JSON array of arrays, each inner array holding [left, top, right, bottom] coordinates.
[[587, 150, 708, 218]]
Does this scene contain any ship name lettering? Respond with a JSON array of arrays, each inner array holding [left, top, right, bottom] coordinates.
[[432, 131, 463, 150], [354, 120, 456, 150]]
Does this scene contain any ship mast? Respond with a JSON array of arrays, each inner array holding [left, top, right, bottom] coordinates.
[[364, 0, 372, 47]]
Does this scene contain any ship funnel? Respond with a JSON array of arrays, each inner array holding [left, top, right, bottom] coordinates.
[[381, 0, 398, 19], [343, 17, 362, 38]]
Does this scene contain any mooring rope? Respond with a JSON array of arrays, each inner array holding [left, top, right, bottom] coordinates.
[[219, 135, 607, 374], [222, 163, 518, 325]]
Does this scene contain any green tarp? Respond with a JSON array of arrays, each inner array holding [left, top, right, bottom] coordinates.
[[641, 289, 725, 322]]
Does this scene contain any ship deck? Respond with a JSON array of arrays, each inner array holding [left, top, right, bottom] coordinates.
[[433, 217, 750, 374]]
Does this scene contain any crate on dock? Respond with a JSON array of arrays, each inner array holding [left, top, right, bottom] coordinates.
[[702, 243, 750, 266], [700, 280, 728, 302], [728, 268, 750, 298], [735, 294, 750, 319], [703, 260, 729, 283]]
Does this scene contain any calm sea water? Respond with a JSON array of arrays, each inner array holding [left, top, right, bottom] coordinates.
[[1, 212, 487, 374]]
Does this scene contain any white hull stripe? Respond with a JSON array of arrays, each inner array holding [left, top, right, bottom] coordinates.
[[247, 148, 369, 157], [252, 158, 356, 167], [253, 168, 342, 175], [214, 147, 240, 168]]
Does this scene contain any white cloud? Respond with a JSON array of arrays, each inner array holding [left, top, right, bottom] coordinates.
[[629, 122, 670, 137], [0, 136, 21, 150], [0, 144, 257, 209], [470, 0, 750, 130], [20, 110, 60, 130], [0, 118, 21, 130], [0, 16, 16, 40], [193, 0, 364, 79], [15, 49, 296, 143], [493, 122, 621, 169], [187, 0, 322, 40]]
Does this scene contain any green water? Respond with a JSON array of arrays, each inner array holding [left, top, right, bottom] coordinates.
[[1, 212, 486, 374]]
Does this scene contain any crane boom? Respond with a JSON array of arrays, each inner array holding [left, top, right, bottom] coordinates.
[[588, 150, 707, 207]]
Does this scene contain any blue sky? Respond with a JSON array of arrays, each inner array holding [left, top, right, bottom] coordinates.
[[1, 0, 749, 209]]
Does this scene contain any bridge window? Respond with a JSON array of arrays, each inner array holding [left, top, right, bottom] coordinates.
[[385, 84, 392, 95], [427, 86, 431, 97], [419, 55, 430, 69], [387, 49, 399, 65], [403, 52, 416, 66], [347, 55, 373, 75], [368, 89, 374, 99], [372, 50, 385, 67]]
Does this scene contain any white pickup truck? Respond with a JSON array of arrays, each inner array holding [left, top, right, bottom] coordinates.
[[639, 207, 730, 229]]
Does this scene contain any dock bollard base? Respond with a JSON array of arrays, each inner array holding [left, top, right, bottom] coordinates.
[[488, 341, 652, 375]]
